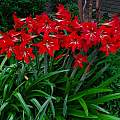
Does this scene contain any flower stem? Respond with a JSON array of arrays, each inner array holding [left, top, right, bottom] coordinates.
[[70, 67, 78, 79], [0, 55, 7, 71], [44, 53, 48, 74]]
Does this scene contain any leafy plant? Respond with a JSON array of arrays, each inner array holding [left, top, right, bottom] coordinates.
[[0, 2, 120, 120]]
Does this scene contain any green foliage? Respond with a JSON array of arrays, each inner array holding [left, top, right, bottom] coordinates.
[[0, 0, 120, 119], [0, 50, 120, 119]]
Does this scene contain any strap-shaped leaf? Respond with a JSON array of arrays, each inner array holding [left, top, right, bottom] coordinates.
[[68, 109, 98, 118], [78, 98, 88, 116], [93, 93, 120, 104], [68, 88, 112, 102], [14, 92, 31, 118]]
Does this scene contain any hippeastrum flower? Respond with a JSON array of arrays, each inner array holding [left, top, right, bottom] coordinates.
[[36, 13, 57, 34], [26, 16, 38, 34], [81, 22, 99, 46], [100, 35, 117, 56], [73, 54, 87, 68], [20, 31, 33, 46], [14, 44, 35, 64], [71, 16, 83, 30], [13, 12, 25, 29], [32, 33, 59, 56], [64, 32, 81, 52], [55, 19, 71, 32], [56, 4, 71, 21], [0, 34, 15, 58]]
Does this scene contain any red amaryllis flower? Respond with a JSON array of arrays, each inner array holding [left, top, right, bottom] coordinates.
[[13, 12, 25, 29], [8, 29, 21, 37], [32, 33, 59, 56], [14, 45, 35, 64], [26, 16, 38, 33], [73, 54, 87, 68], [81, 22, 99, 46], [20, 31, 33, 46], [64, 32, 81, 52], [36, 13, 57, 34], [0, 34, 15, 58], [55, 19, 71, 32], [100, 17, 120, 37], [100, 35, 117, 56], [71, 16, 83, 30], [56, 4, 71, 21]]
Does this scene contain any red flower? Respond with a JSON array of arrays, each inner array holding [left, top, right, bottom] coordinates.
[[73, 54, 87, 68], [20, 31, 33, 46], [56, 4, 71, 21], [33, 33, 59, 56], [100, 35, 118, 56], [81, 22, 99, 46], [0, 34, 15, 58], [36, 13, 57, 34], [26, 16, 38, 34], [71, 16, 83, 30], [64, 32, 81, 52], [14, 45, 35, 63], [13, 13, 25, 29]]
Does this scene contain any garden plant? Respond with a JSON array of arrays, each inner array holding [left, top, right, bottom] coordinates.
[[0, 2, 120, 120]]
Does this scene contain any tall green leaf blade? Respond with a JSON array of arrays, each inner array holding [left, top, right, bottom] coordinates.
[[63, 94, 68, 117], [29, 90, 50, 98], [14, 92, 31, 118], [68, 88, 112, 102], [0, 102, 8, 115], [30, 98, 41, 111], [97, 113, 120, 120], [50, 100, 55, 118], [3, 84, 8, 100], [99, 73, 120, 88], [27, 70, 69, 89], [78, 98, 88, 116], [93, 93, 120, 104], [68, 109, 98, 118], [7, 113, 14, 120], [87, 64, 109, 87], [35, 97, 51, 120], [90, 104, 110, 114]]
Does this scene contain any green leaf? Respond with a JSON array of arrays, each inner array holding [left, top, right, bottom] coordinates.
[[50, 100, 55, 118], [35, 97, 51, 120], [93, 93, 120, 104], [7, 113, 14, 120], [0, 55, 7, 71], [99, 73, 120, 88], [30, 98, 41, 111], [63, 94, 68, 117], [14, 92, 31, 118], [87, 64, 109, 87], [56, 115, 65, 120], [68, 109, 98, 118], [78, 98, 88, 116], [97, 113, 120, 120], [90, 104, 110, 114], [3, 84, 8, 100], [29, 90, 50, 98], [68, 88, 112, 102], [0, 102, 8, 115], [27, 70, 69, 90]]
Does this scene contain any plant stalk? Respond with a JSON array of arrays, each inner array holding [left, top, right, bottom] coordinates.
[[44, 53, 48, 74]]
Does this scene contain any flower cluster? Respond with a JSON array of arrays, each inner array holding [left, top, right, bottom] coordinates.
[[0, 5, 120, 67]]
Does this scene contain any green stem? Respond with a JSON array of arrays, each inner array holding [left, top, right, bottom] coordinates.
[[0, 55, 7, 71], [44, 53, 48, 74], [70, 67, 78, 79]]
